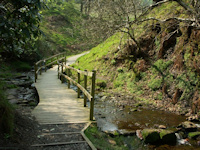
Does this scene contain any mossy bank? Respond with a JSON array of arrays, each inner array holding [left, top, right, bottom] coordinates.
[[72, 1, 200, 118]]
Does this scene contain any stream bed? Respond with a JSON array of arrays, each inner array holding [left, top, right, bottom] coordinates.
[[94, 97, 200, 149]]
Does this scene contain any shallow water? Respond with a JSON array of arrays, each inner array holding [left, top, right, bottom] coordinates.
[[94, 100, 200, 149], [95, 100, 186, 131]]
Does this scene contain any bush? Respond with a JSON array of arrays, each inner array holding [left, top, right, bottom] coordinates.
[[0, 82, 14, 135], [11, 61, 31, 72]]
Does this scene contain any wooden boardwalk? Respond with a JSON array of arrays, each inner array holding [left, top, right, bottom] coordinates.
[[32, 53, 90, 124]]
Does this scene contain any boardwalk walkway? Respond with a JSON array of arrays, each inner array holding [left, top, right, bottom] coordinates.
[[32, 53, 90, 124]]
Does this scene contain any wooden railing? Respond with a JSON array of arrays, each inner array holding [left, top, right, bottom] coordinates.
[[58, 62, 96, 121], [34, 52, 66, 82]]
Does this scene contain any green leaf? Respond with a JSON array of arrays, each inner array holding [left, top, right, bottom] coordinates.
[[22, 28, 31, 38]]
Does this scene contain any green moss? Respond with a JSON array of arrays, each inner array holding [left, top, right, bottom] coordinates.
[[142, 129, 160, 144], [113, 73, 127, 88], [160, 130, 176, 145], [148, 77, 163, 91], [188, 132, 200, 139], [85, 123, 146, 150], [152, 59, 173, 74]]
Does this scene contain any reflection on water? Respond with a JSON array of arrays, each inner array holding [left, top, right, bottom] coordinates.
[[95, 100, 186, 131]]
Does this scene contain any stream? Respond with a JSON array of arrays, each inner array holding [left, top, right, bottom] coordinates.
[[93, 96, 200, 149]]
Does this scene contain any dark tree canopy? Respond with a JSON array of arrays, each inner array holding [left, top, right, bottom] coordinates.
[[0, 0, 43, 60]]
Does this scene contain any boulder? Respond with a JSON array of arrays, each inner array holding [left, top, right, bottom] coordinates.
[[178, 121, 197, 132], [159, 125, 167, 129], [160, 130, 176, 145], [141, 129, 160, 144]]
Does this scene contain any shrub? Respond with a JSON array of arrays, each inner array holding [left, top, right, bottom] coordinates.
[[0, 82, 14, 135], [11, 61, 31, 72]]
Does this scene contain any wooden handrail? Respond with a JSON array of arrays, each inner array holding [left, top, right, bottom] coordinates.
[[34, 52, 66, 82], [58, 63, 96, 121], [35, 53, 96, 121]]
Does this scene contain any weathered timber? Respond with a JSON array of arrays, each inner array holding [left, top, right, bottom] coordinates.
[[90, 70, 96, 121], [84, 70, 87, 107], [60, 72, 92, 101], [77, 69, 81, 98], [32, 66, 90, 124], [31, 141, 87, 147], [35, 53, 66, 83], [65, 65, 93, 77]]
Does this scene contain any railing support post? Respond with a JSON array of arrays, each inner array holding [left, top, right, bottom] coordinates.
[[90, 70, 96, 120], [34, 64, 37, 83], [90, 98, 94, 121], [58, 63, 60, 79], [40, 62, 42, 75], [61, 64, 64, 83], [67, 69, 70, 88], [77, 69, 80, 98], [84, 70, 87, 107], [44, 60, 47, 72]]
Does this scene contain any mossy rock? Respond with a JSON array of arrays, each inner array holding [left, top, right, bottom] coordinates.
[[142, 129, 160, 144], [160, 130, 176, 145], [188, 132, 200, 139], [178, 121, 197, 132]]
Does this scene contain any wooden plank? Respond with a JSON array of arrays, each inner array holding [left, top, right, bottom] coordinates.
[[60, 72, 92, 101], [84, 71, 87, 107], [81, 122, 97, 150], [64, 65, 93, 77], [32, 66, 90, 124], [31, 141, 87, 147], [41, 132, 81, 135], [77, 69, 80, 98]]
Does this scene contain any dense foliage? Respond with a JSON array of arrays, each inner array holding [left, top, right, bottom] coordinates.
[[0, 0, 43, 61]]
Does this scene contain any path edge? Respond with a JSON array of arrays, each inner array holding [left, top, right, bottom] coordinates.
[[81, 122, 97, 150]]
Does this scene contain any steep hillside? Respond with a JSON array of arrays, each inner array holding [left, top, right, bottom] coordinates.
[[73, 1, 200, 118], [36, 1, 90, 58]]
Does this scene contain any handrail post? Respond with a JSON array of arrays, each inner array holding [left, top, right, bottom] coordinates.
[[51, 58, 53, 67], [61, 64, 64, 83], [44, 60, 47, 72], [34, 64, 37, 83], [77, 69, 80, 98], [58, 63, 60, 79], [90, 98, 94, 120], [90, 70, 96, 120], [40, 62, 42, 75], [84, 70, 87, 107], [67, 68, 70, 88], [64, 56, 67, 65]]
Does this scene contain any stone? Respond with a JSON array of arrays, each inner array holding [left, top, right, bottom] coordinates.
[[136, 130, 143, 140], [160, 130, 176, 145], [119, 129, 135, 136], [108, 139, 116, 145], [101, 96, 107, 101], [159, 125, 167, 129], [104, 130, 119, 137], [130, 108, 137, 112], [9, 99, 18, 104], [141, 129, 161, 144], [178, 121, 197, 132], [188, 132, 200, 139]]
